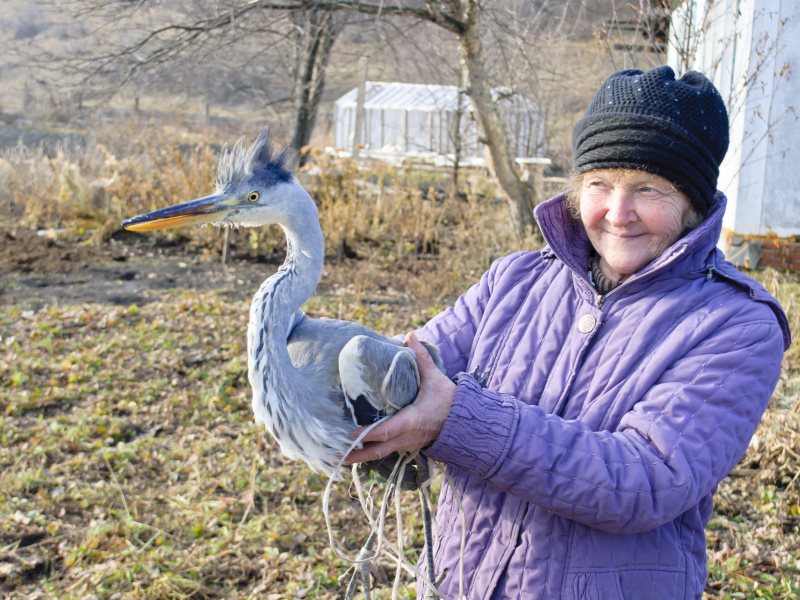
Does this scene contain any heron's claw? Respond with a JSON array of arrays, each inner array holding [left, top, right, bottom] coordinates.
[[357, 452, 420, 491]]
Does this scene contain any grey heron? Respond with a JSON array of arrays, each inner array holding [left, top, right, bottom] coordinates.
[[122, 130, 442, 596]]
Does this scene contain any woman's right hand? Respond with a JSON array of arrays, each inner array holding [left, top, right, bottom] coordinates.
[[345, 333, 455, 463]]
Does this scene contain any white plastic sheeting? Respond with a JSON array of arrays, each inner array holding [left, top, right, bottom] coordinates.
[[334, 82, 545, 164]]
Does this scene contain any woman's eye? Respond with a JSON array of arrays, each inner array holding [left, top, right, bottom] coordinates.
[[247, 191, 260, 203], [638, 185, 669, 197]]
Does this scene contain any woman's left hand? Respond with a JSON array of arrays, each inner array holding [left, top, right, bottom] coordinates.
[[345, 332, 456, 463]]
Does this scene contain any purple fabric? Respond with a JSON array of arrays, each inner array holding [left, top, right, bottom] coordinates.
[[415, 192, 789, 599]]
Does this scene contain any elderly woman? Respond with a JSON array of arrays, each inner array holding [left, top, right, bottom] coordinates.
[[348, 66, 791, 599]]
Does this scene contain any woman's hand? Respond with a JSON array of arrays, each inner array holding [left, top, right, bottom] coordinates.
[[345, 332, 456, 463]]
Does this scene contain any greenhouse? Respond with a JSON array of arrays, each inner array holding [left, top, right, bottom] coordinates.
[[333, 81, 546, 165]]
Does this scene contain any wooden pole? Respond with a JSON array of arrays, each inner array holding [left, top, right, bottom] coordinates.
[[221, 228, 230, 266]]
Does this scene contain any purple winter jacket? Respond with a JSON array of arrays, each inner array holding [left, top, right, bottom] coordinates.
[[415, 192, 790, 600]]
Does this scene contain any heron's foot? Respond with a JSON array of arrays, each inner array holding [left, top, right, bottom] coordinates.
[[343, 562, 378, 600], [357, 452, 419, 491], [341, 529, 382, 600]]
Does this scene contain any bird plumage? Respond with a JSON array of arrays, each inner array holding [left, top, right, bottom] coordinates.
[[123, 130, 441, 477]]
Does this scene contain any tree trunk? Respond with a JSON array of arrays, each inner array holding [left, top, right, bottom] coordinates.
[[290, 9, 341, 163], [457, 0, 537, 239]]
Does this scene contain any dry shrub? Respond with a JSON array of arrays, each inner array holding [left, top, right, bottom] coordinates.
[[0, 123, 220, 248], [0, 125, 529, 299], [758, 267, 800, 372], [0, 142, 113, 228], [305, 153, 531, 302]]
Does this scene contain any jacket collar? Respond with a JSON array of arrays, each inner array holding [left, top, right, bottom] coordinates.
[[534, 192, 791, 350]]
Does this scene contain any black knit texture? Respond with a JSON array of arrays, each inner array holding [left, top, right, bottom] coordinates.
[[572, 66, 729, 214]]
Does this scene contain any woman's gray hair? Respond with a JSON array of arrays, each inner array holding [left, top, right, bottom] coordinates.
[[564, 171, 584, 219]]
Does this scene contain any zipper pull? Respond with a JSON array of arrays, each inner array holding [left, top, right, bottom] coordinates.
[[706, 251, 717, 281], [595, 294, 604, 308]]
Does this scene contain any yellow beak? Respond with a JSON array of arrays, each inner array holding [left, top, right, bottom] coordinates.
[[122, 194, 233, 232]]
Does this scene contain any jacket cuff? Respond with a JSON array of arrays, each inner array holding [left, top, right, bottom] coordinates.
[[426, 373, 519, 479]]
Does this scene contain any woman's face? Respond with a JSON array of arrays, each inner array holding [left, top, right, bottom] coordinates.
[[579, 169, 695, 283]]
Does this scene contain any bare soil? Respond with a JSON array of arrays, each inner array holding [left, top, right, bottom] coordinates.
[[0, 227, 283, 309]]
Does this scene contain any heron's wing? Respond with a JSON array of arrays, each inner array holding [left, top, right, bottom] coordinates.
[[287, 317, 442, 492], [286, 315, 442, 425], [285, 314, 372, 393], [285, 314, 396, 398], [339, 335, 424, 425]]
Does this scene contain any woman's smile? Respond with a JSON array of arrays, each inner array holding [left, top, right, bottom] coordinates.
[[579, 169, 696, 282]]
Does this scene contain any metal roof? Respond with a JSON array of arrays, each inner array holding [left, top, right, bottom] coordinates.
[[335, 81, 537, 112]]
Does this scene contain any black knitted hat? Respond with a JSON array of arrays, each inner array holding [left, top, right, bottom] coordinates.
[[572, 66, 729, 214]]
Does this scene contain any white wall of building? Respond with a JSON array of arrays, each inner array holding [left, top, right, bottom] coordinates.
[[669, 0, 800, 237]]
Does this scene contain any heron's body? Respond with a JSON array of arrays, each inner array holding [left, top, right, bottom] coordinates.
[[123, 131, 437, 476], [246, 201, 417, 472]]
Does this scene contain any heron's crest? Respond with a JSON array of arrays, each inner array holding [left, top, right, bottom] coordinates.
[[216, 129, 292, 193]]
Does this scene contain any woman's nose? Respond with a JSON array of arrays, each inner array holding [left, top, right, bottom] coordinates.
[[605, 189, 637, 226]]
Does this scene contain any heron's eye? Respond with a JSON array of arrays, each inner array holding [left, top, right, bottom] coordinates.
[[247, 191, 260, 203]]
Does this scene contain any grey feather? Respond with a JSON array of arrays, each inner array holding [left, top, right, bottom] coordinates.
[[216, 129, 291, 194]]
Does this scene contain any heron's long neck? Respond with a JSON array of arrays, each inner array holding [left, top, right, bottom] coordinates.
[[248, 202, 324, 374]]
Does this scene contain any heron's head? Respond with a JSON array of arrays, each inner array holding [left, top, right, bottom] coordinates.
[[123, 130, 311, 232]]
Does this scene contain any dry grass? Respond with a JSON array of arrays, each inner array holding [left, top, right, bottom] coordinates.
[[0, 121, 798, 598], [0, 120, 535, 301]]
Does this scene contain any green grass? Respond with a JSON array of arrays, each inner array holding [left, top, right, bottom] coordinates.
[[2, 272, 798, 598], [0, 293, 434, 598]]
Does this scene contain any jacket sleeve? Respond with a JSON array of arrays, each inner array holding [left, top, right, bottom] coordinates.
[[426, 310, 786, 534], [413, 252, 528, 378]]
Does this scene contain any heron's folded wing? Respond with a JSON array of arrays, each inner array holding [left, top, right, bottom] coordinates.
[[380, 350, 420, 410], [339, 335, 421, 422]]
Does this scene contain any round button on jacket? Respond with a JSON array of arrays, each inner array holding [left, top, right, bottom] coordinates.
[[578, 314, 596, 333]]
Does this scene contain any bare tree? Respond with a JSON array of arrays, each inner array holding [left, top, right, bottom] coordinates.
[[288, 9, 342, 155], [23, 1, 346, 156], [22, 0, 621, 237], [64, 0, 549, 237], [305, 0, 541, 237], [321, 0, 616, 237]]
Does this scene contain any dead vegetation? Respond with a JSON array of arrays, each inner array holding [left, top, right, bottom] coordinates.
[[0, 123, 798, 598]]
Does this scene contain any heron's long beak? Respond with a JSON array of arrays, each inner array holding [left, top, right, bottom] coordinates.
[[122, 194, 236, 232]]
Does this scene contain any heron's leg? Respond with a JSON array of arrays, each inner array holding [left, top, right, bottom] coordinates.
[[357, 531, 375, 600], [416, 456, 441, 600], [342, 567, 359, 600], [343, 527, 376, 599], [345, 476, 401, 600]]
